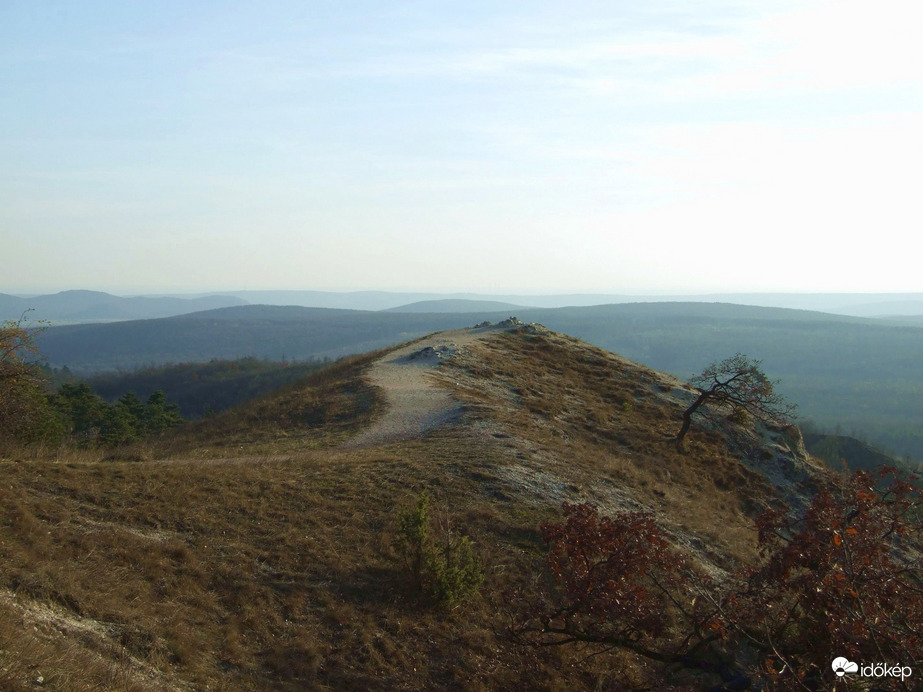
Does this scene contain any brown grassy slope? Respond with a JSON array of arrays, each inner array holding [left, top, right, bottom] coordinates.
[[432, 327, 828, 569], [0, 327, 829, 690], [1, 442, 585, 691], [159, 348, 392, 457]]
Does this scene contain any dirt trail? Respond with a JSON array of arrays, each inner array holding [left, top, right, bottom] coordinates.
[[344, 325, 506, 447]]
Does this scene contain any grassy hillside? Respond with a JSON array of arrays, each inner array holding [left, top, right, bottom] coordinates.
[[0, 328, 832, 690], [513, 303, 923, 461]]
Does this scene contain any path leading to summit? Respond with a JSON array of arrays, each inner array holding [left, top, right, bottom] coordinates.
[[344, 325, 507, 447]]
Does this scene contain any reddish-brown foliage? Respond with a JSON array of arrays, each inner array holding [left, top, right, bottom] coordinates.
[[735, 468, 923, 687], [541, 504, 687, 644], [515, 469, 923, 690]]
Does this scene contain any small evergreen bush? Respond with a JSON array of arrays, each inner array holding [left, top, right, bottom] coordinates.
[[394, 492, 483, 607]]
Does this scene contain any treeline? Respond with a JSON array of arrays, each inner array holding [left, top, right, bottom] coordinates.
[[2, 317, 337, 451], [49, 384, 183, 447], [1, 318, 184, 449], [2, 377, 184, 450], [83, 356, 330, 419]]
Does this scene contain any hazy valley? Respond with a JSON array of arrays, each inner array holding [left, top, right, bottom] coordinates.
[[29, 296, 923, 464]]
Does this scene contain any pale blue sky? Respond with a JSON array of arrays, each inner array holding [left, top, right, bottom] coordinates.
[[3, 1, 922, 294]]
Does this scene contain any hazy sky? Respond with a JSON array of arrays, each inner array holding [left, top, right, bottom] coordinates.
[[3, 1, 922, 295]]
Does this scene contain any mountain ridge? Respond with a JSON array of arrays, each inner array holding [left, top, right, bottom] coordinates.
[[8, 288, 923, 319]]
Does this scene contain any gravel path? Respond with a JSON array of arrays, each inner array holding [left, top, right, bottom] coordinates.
[[344, 326, 503, 447]]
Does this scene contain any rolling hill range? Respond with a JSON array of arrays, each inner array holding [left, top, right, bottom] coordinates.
[[35, 302, 923, 461], [0, 290, 246, 324], [206, 290, 923, 316], [0, 325, 842, 690], [385, 298, 527, 313], [10, 289, 923, 321], [36, 305, 475, 370]]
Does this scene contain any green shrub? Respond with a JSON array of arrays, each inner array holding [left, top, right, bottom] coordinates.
[[394, 492, 483, 607], [395, 491, 431, 590], [428, 533, 483, 608]]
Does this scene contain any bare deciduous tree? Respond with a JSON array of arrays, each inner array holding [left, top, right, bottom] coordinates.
[[676, 353, 795, 450], [0, 312, 51, 442]]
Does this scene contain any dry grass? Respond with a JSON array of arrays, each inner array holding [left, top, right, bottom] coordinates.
[[157, 348, 392, 457], [0, 435, 588, 690], [0, 327, 826, 689], [433, 328, 790, 569]]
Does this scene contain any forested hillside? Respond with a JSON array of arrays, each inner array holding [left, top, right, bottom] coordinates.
[[36, 306, 471, 371], [87, 358, 329, 419]]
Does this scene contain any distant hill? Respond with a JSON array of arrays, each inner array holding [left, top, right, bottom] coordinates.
[[802, 433, 900, 471], [216, 289, 923, 315], [385, 299, 526, 313], [34, 301, 923, 461], [36, 305, 478, 372], [9, 289, 923, 320], [0, 290, 246, 324], [833, 299, 923, 318], [223, 290, 450, 311]]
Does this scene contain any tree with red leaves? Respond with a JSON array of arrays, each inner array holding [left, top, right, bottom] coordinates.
[[512, 469, 923, 690], [730, 468, 923, 688]]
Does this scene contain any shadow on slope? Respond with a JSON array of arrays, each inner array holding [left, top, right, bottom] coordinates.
[[160, 348, 393, 456]]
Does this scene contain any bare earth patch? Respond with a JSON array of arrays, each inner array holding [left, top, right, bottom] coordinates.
[[345, 325, 508, 447]]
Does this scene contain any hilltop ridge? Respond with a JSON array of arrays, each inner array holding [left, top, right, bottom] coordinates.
[[430, 326, 825, 563], [177, 321, 828, 563]]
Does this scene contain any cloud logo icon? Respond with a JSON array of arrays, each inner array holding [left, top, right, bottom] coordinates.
[[832, 657, 859, 677]]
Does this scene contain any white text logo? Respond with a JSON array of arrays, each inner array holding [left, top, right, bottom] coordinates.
[[832, 657, 912, 682]]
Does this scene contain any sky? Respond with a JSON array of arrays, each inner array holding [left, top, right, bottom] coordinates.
[[3, 0, 923, 295]]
